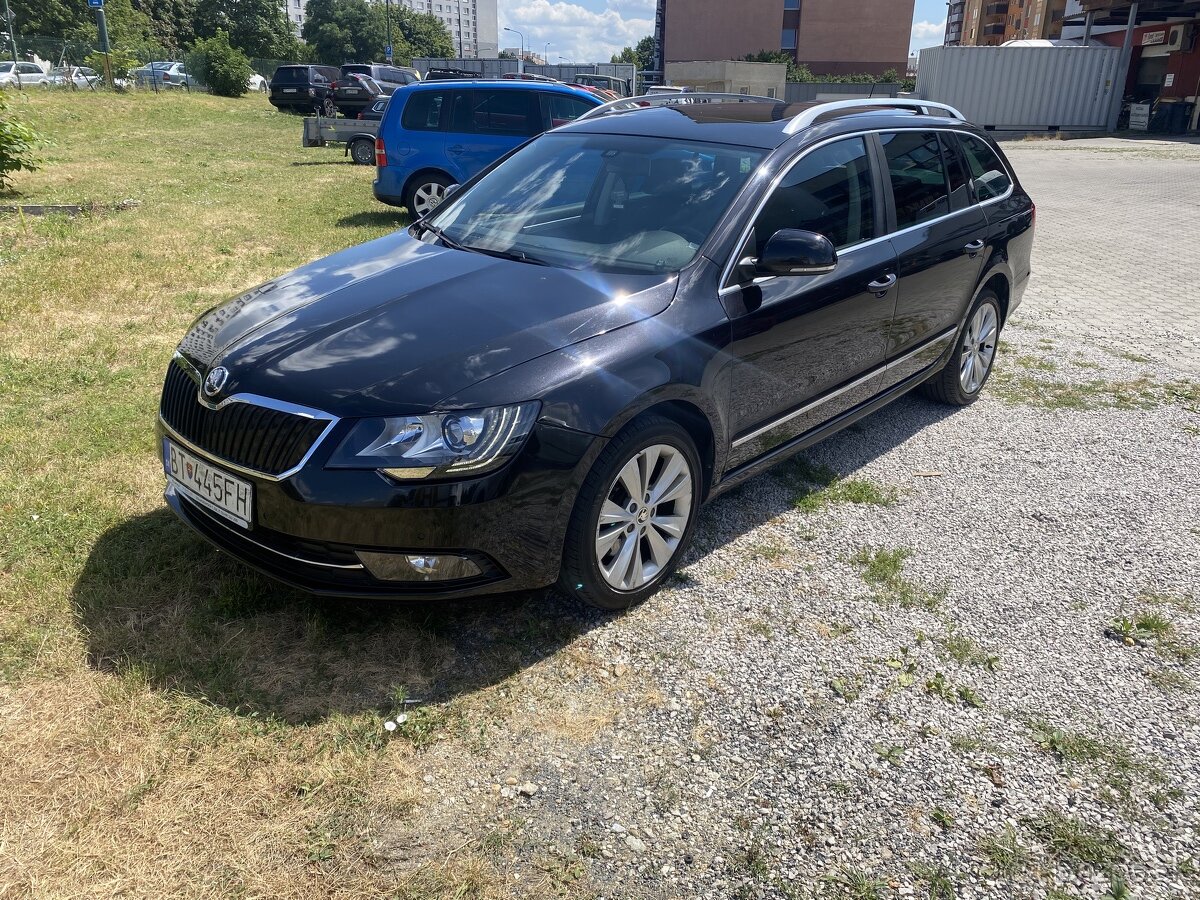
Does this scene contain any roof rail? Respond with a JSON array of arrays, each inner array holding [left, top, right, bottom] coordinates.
[[784, 98, 966, 134], [575, 92, 783, 122]]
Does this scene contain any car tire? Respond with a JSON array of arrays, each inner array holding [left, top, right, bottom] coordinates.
[[320, 96, 336, 117], [558, 416, 702, 611], [403, 173, 454, 218], [350, 138, 375, 166], [919, 289, 1003, 406]]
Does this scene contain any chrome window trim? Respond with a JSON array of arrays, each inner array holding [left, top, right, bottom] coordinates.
[[169, 483, 365, 570], [718, 128, 1015, 295], [163, 354, 341, 482], [730, 328, 956, 449]]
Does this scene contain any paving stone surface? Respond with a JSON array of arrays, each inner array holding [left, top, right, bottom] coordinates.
[[1002, 137, 1200, 372]]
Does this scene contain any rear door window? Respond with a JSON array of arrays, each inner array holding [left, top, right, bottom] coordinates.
[[402, 90, 449, 131], [880, 131, 951, 229], [957, 134, 1013, 202]]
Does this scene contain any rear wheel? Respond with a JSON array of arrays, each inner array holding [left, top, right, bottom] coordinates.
[[320, 96, 336, 117], [919, 289, 1003, 406], [404, 173, 454, 218], [349, 138, 375, 166], [558, 416, 701, 611]]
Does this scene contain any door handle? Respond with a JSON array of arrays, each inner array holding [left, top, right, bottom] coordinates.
[[867, 273, 897, 295], [964, 239, 985, 255]]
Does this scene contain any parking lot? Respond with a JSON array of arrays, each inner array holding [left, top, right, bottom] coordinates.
[[0, 96, 1197, 900]]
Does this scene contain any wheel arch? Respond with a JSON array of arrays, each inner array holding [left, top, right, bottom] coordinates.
[[401, 167, 458, 203]]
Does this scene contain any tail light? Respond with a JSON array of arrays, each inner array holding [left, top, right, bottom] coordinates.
[[357, 112, 364, 119], [331, 81, 338, 90], [162, 73, 171, 81], [1031, 202, 1036, 228], [375, 138, 386, 167]]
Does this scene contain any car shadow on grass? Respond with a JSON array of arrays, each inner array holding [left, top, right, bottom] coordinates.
[[335, 210, 411, 229], [71, 509, 605, 725]]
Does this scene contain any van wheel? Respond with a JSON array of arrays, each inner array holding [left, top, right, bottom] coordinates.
[[404, 173, 453, 218], [350, 138, 375, 165], [558, 416, 701, 611], [920, 289, 1003, 406]]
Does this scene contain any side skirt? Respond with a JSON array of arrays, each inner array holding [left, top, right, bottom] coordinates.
[[710, 352, 948, 499]]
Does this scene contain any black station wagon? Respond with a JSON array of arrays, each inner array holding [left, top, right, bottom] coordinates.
[[158, 96, 1034, 610]]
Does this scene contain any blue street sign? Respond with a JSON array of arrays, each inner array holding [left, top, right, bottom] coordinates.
[[385, 44, 393, 61], [87, 0, 104, 8]]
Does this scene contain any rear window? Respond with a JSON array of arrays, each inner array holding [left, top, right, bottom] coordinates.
[[272, 67, 311, 84], [341, 65, 372, 77], [0, 63, 11, 73]]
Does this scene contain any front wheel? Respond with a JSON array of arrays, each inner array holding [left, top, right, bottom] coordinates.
[[320, 96, 336, 117], [919, 289, 1003, 406], [558, 416, 701, 611]]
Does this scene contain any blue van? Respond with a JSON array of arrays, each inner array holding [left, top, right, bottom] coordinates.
[[373, 80, 603, 215]]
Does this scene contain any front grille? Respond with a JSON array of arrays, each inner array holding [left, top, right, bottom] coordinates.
[[159, 359, 330, 477]]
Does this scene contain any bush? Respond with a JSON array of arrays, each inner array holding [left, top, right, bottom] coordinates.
[[0, 91, 44, 191], [186, 30, 253, 98], [86, 50, 142, 81]]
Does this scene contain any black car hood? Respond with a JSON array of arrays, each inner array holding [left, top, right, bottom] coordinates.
[[176, 229, 677, 416]]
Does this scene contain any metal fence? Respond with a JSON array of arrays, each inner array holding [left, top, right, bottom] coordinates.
[[412, 58, 636, 85], [784, 82, 901, 103], [916, 45, 1122, 131]]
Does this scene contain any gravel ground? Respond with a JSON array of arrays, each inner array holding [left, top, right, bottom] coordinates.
[[381, 303, 1200, 900]]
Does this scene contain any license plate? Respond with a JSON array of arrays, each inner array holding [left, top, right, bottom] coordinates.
[[344, 88, 360, 94], [282, 88, 297, 93], [164, 439, 253, 529]]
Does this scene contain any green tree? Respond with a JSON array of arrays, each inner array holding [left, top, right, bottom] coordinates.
[[132, 0, 197, 52], [302, 0, 385, 64], [393, 7, 452, 60], [9, 0, 89, 39], [186, 28, 252, 96], [0, 90, 44, 192], [743, 50, 813, 83], [193, 0, 298, 59], [610, 35, 654, 71]]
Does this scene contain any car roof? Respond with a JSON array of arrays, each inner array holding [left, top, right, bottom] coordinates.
[[558, 101, 977, 150], [407, 79, 597, 98]]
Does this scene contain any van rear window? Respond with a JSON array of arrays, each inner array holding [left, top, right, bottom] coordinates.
[[272, 67, 310, 83]]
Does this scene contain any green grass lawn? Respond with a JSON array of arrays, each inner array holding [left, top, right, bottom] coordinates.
[[0, 90, 606, 899]]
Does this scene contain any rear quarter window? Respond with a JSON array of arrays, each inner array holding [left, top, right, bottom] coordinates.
[[958, 134, 1013, 202], [402, 90, 448, 131]]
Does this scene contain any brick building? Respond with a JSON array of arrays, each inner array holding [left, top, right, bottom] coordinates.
[[960, 0, 1068, 45], [657, 0, 915, 78]]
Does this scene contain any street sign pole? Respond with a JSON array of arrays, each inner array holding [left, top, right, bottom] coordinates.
[[3, 0, 21, 89], [88, 0, 113, 87], [384, 0, 393, 63]]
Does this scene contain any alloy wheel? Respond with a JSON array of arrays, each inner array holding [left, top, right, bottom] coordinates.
[[412, 182, 447, 217], [959, 303, 998, 394], [594, 444, 694, 592]]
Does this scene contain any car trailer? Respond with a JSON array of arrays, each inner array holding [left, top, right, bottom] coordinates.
[[302, 115, 379, 165]]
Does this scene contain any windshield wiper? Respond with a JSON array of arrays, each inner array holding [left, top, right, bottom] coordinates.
[[419, 221, 468, 252], [460, 244, 554, 267]]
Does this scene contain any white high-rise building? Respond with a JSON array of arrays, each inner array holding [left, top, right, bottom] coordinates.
[[399, 0, 499, 59], [282, 0, 308, 37]]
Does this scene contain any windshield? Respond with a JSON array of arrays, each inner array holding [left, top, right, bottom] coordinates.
[[427, 133, 763, 275]]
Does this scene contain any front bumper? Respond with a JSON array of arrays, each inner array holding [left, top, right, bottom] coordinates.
[[159, 420, 604, 599]]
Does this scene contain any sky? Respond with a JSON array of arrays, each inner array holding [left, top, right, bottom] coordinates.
[[496, 0, 949, 65]]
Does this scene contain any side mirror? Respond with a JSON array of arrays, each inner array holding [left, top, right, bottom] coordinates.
[[756, 229, 838, 277]]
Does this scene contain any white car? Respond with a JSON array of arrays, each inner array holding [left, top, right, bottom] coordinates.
[[248, 73, 269, 92], [48, 66, 101, 88], [0, 61, 50, 88]]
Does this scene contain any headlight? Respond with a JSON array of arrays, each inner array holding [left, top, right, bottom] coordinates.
[[326, 402, 540, 480]]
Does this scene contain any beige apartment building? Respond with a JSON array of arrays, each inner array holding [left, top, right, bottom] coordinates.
[[659, 0, 916, 77]]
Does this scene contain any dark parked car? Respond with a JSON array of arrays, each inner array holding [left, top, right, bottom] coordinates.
[[340, 63, 420, 94], [268, 64, 340, 115], [373, 80, 602, 215], [158, 97, 1033, 610], [332, 72, 384, 116], [357, 97, 389, 121], [423, 67, 480, 81]]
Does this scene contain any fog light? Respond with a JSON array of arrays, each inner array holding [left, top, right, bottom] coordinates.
[[357, 550, 483, 582]]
